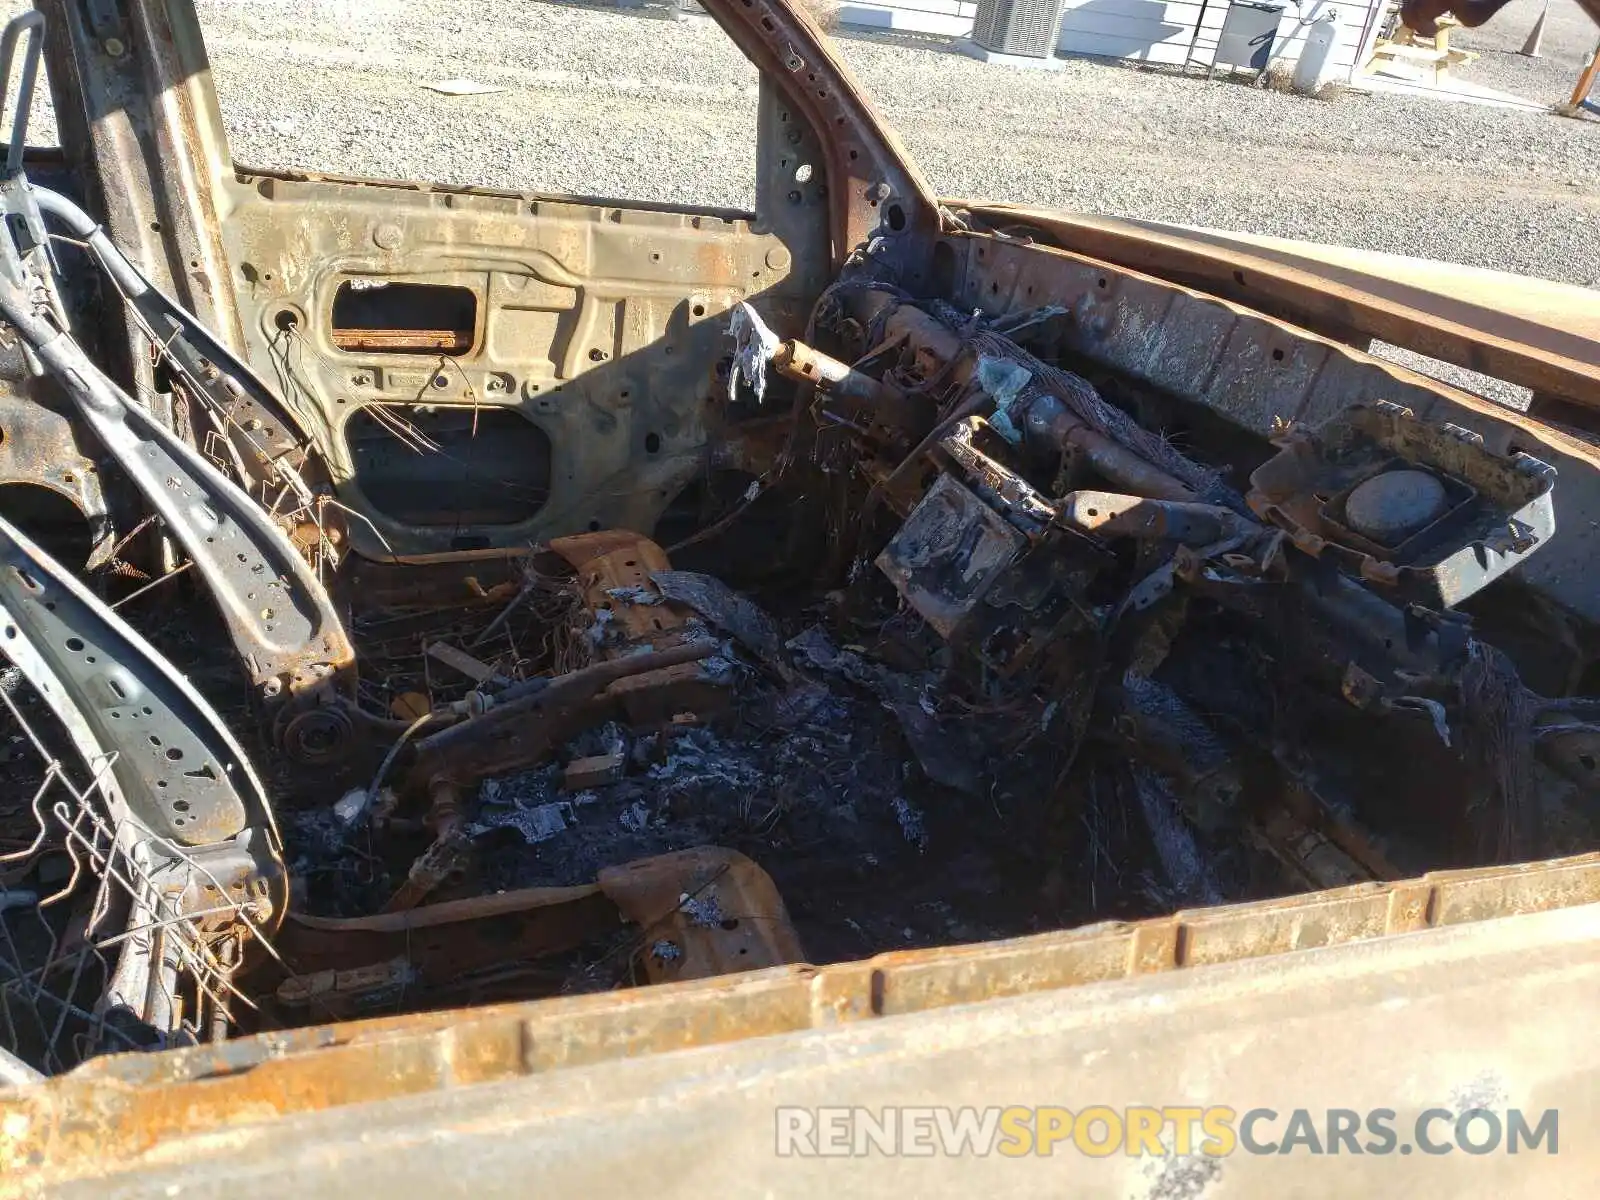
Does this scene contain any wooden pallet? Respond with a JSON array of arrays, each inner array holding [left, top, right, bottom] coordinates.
[[1366, 12, 1479, 86]]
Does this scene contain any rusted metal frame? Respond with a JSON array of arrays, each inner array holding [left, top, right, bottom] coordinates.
[[35, 0, 239, 450], [10, 849, 1600, 1176], [34, 0, 152, 398], [839, 291, 1199, 502], [773, 336, 906, 413], [274, 884, 620, 979], [0, 22, 349, 714], [597, 847, 806, 984], [92, 0, 949, 293], [0, 388, 114, 564], [120, 1, 239, 342], [1058, 489, 1240, 545], [773, 337, 926, 446], [39, 0, 239, 345], [0, 511, 278, 847], [34, 1, 298, 582], [949, 228, 1600, 633], [32, 183, 321, 497], [282, 849, 801, 1008], [0, 232, 353, 704], [0, 511, 286, 1036], [0, 123, 350, 712], [0, 18, 114, 555], [952, 226, 1600, 479], [406, 640, 718, 798], [212, 168, 814, 561], [697, 0, 943, 267], [960, 205, 1600, 411], [330, 329, 472, 353]]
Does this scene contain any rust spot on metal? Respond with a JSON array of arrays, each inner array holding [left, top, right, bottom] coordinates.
[[330, 328, 472, 353], [7, 852, 1600, 1183]]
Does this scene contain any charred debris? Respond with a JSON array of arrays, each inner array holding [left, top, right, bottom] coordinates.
[[2, 265, 1590, 1065], [0, 13, 1595, 1069]]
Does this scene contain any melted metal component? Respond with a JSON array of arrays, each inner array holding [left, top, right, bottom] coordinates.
[[0, 124, 351, 705], [0, 512, 285, 1034]]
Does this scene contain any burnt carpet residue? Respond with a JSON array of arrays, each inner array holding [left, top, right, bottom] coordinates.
[[286, 621, 1075, 961]]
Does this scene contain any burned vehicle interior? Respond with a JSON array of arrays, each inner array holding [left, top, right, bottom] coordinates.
[[3, 0, 1600, 1100]]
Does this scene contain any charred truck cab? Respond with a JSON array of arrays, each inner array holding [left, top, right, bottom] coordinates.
[[1, 1, 1600, 1193]]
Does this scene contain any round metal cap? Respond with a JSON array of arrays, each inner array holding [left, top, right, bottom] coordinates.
[[1344, 469, 1448, 544]]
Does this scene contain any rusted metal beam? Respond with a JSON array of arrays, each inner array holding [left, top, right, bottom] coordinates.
[[691, 0, 945, 267], [841, 291, 1198, 502], [1058, 489, 1240, 544], [10, 851, 1600, 1181], [961, 205, 1600, 413], [330, 329, 472, 353], [406, 640, 718, 797], [275, 884, 620, 978], [37, 0, 242, 350]]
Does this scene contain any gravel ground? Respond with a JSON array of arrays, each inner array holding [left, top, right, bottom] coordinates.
[[173, 0, 1599, 290], [1451, 0, 1598, 105], [5, 0, 1597, 402], [9, 0, 1596, 289]]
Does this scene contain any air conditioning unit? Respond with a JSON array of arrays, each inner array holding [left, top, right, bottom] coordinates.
[[969, 0, 1064, 60], [1214, 1, 1286, 72]]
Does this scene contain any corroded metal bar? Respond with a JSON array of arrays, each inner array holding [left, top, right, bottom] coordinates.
[[843, 291, 1197, 502]]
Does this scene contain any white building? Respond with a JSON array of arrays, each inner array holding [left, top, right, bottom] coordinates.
[[835, 0, 1389, 83]]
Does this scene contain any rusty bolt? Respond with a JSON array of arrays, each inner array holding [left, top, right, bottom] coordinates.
[[873, 182, 893, 201], [372, 222, 403, 251], [261, 678, 283, 698], [352, 372, 373, 387], [103, 37, 126, 58]]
